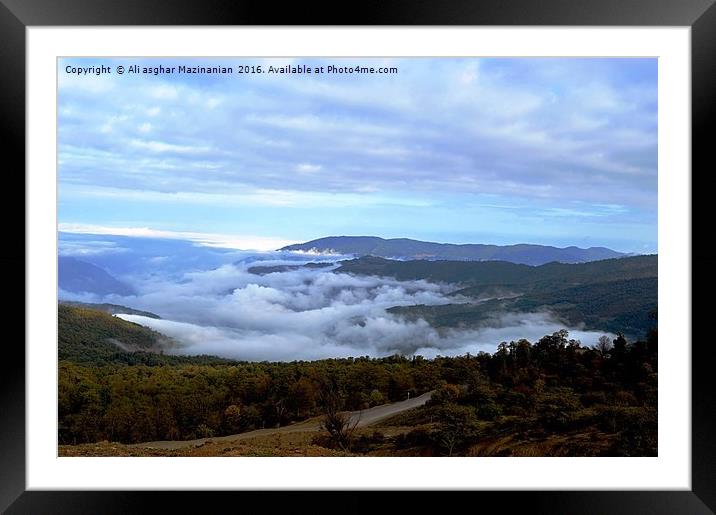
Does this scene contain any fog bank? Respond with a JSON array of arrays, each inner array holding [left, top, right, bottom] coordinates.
[[104, 252, 611, 361]]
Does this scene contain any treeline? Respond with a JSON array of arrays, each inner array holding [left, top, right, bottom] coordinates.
[[387, 327, 658, 456], [59, 327, 657, 455], [59, 355, 431, 444]]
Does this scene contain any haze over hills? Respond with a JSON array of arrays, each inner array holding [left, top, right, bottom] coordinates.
[[280, 236, 628, 266], [59, 256, 135, 296]]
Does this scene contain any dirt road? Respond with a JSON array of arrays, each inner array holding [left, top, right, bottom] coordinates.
[[345, 391, 432, 427], [130, 391, 433, 450]]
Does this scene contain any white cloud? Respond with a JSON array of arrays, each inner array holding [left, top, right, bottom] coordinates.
[[58, 58, 657, 212], [296, 163, 322, 174], [60, 183, 435, 210], [149, 84, 179, 100], [57, 57, 657, 248], [110, 257, 612, 361], [58, 224, 298, 251], [129, 139, 211, 154]]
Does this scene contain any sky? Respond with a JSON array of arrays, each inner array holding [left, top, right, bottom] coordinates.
[[58, 57, 657, 253]]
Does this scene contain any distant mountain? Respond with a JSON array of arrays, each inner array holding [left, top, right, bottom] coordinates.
[[58, 256, 134, 296], [59, 301, 160, 319], [280, 236, 627, 265]]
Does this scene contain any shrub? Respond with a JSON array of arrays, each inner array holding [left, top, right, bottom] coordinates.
[[477, 401, 502, 421], [223, 404, 243, 433], [195, 424, 214, 439], [580, 391, 607, 407], [394, 428, 433, 450], [369, 389, 385, 406], [537, 388, 582, 431], [429, 383, 463, 405]]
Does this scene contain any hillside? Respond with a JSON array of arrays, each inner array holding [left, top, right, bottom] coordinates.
[[390, 277, 656, 338], [58, 304, 232, 366], [281, 236, 627, 265], [60, 301, 161, 319], [339, 255, 657, 338], [337, 255, 656, 292]]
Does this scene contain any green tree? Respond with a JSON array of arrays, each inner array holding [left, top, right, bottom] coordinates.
[[433, 403, 479, 456]]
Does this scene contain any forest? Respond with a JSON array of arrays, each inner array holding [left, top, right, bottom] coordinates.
[[372, 254, 658, 338], [58, 304, 657, 456]]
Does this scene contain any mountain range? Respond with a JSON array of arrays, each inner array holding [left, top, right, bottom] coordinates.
[[280, 236, 628, 266]]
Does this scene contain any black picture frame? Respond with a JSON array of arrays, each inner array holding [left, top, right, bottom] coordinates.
[[2, 1, 714, 512]]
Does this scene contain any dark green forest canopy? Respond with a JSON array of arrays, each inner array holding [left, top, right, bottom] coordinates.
[[336, 254, 656, 292], [339, 255, 657, 338], [389, 277, 656, 338]]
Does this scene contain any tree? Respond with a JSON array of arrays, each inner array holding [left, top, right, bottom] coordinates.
[[369, 389, 385, 406], [515, 339, 531, 366], [223, 404, 243, 433], [433, 403, 479, 456], [647, 310, 658, 355], [430, 383, 462, 405], [319, 384, 360, 452], [612, 333, 628, 357], [595, 335, 612, 357], [288, 376, 317, 418]]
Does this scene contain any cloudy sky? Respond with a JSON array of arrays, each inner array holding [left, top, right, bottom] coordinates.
[[58, 57, 657, 253]]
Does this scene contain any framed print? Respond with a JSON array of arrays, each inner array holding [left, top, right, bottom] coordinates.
[[2, 0, 715, 512]]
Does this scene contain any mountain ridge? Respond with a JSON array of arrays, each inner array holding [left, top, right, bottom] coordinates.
[[59, 301, 161, 319], [280, 236, 628, 266]]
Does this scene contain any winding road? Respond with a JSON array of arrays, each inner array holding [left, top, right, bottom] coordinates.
[[130, 391, 433, 450]]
